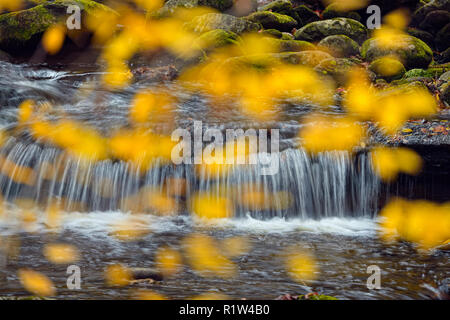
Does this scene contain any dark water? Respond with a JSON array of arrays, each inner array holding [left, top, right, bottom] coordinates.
[[0, 61, 448, 300]]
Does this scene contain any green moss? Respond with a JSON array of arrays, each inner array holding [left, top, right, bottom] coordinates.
[[196, 29, 240, 49], [318, 34, 360, 57], [261, 29, 283, 39], [246, 11, 297, 32], [369, 57, 406, 81], [361, 35, 433, 69], [293, 4, 319, 26], [274, 39, 316, 52], [322, 3, 360, 21]]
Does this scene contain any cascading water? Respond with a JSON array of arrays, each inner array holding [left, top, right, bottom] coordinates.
[[0, 135, 379, 218]]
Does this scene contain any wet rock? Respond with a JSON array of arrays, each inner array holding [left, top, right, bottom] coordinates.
[[317, 34, 360, 58], [185, 13, 260, 34], [261, 28, 283, 38], [294, 18, 368, 44], [278, 50, 334, 67], [404, 68, 444, 79], [435, 23, 450, 51], [281, 32, 294, 40], [132, 65, 179, 82], [419, 10, 450, 34], [0, 0, 117, 53], [407, 28, 434, 50], [293, 5, 320, 27], [157, 0, 233, 16], [361, 35, 433, 69], [322, 3, 361, 21], [369, 57, 406, 81], [0, 49, 10, 62], [246, 11, 297, 32], [130, 268, 163, 282]]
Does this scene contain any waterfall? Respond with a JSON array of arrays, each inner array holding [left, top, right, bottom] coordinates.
[[0, 136, 380, 219]]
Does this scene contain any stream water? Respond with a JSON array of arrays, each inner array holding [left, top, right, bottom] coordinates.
[[0, 61, 448, 299]]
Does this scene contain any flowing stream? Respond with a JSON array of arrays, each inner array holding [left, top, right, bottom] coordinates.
[[0, 61, 448, 299]]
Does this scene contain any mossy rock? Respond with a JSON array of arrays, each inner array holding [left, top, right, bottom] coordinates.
[[267, 39, 316, 52], [294, 18, 368, 44], [404, 68, 442, 78], [317, 34, 359, 58], [157, 0, 234, 16], [261, 29, 283, 39], [412, 0, 450, 25], [293, 5, 319, 27], [361, 35, 433, 69], [406, 28, 434, 49], [0, 0, 117, 52], [369, 57, 406, 81], [277, 50, 334, 67], [314, 57, 358, 86], [322, 3, 361, 21], [185, 13, 261, 34], [195, 29, 240, 50], [440, 82, 450, 105], [246, 11, 297, 32], [281, 32, 294, 40], [435, 23, 450, 51], [258, 0, 300, 23], [419, 10, 450, 34]]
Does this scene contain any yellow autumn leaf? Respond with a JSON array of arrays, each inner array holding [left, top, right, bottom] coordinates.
[[43, 243, 80, 264], [42, 24, 66, 55], [18, 269, 56, 297]]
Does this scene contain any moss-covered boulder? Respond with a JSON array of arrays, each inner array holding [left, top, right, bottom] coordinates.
[[246, 11, 297, 32], [278, 50, 334, 67], [407, 28, 434, 49], [318, 34, 359, 58], [294, 18, 368, 44], [419, 10, 450, 34], [412, 0, 450, 25], [0, 0, 116, 52], [293, 5, 320, 27], [281, 32, 294, 40], [195, 29, 240, 50], [435, 23, 450, 51], [369, 57, 406, 81], [361, 35, 433, 69], [440, 82, 450, 105], [267, 39, 315, 52], [261, 29, 283, 39], [314, 57, 359, 85], [322, 3, 361, 21], [258, 0, 299, 22], [157, 0, 234, 16], [185, 13, 260, 34], [403, 68, 444, 78]]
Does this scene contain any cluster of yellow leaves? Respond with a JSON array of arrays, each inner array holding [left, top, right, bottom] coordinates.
[[0, 0, 22, 12], [379, 198, 450, 250], [42, 24, 66, 55], [181, 34, 335, 121], [371, 146, 422, 181], [191, 192, 233, 219], [183, 234, 236, 278], [322, 0, 368, 11], [345, 69, 437, 134], [43, 243, 79, 264], [300, 114, 366, 154], [283, 246, 318, 282], [104, 264, 132, 286], [18, 269, 56, 297]]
